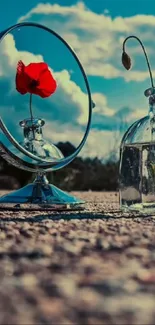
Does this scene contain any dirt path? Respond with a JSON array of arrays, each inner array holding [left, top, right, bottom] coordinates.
[[0, 191, 155, 325]]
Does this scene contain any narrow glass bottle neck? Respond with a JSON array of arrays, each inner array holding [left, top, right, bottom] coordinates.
[[20, 118, 45, 142], [23, 126, 43, 141]]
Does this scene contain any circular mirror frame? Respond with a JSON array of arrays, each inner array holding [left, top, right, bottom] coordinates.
[[0, 22, 93, 172]]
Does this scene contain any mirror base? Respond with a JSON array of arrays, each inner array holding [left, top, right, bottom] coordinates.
[[0, 174, 85, 211]]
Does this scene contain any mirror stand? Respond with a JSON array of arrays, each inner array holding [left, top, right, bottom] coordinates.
[[0, 172, 84, 209]]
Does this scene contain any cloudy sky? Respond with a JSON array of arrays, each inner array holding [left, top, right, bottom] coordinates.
[[0, 0, 155, 161]]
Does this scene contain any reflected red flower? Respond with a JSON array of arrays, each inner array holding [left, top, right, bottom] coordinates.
[[16, 61, 57, 98]]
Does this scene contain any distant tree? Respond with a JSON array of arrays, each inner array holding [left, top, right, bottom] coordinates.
[[0, 141, 119, 191]]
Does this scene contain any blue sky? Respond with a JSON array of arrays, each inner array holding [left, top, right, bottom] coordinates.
[[0, 0, 155, 161], [1, 0, 155, 27]]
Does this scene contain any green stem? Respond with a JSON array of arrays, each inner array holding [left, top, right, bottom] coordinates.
[[29, 94, 35, 139]]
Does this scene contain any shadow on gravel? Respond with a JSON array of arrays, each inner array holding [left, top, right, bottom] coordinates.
[[0, 210, 154, 222]]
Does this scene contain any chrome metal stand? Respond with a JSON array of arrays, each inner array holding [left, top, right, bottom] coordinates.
[[0, 173, 84, 210]]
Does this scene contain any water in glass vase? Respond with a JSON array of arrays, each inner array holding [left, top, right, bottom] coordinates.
[[120, 142, 155, 212]]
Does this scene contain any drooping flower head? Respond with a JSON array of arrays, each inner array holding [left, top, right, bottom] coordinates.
[[16, 61, 57, 98], [122, 52, 131, 70]]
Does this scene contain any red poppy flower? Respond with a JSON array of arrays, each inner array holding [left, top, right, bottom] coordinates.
[[16, 61, 57, 98]]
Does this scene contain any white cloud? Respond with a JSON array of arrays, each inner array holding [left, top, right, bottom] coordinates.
[[17, 2, 155, 82], [44, 120, 121, 160], [92, 93, 114, 116], [18, 2, 130, 32], [53, 69, 89, 125], [127, 108, 147, 121], [0, 34, 43, 77], [82, 129, 121, 159], [87, 63, 155, 82]]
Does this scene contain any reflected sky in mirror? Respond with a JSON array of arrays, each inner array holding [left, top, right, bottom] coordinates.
[[0, 25, 90, 164]]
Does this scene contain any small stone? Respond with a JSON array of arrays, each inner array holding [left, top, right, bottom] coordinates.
[[41, 245, 53, 256], [137, 270, 155, 284], [95, 237, 103, 250], [0, 232, 6, 240], [20, 274, 38, 288], [56, 276, 77, 298], [126, 247, 149, 258], [20, 229, 33, 238]]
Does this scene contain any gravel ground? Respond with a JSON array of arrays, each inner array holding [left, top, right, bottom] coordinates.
[[0, 191, 155, 325]]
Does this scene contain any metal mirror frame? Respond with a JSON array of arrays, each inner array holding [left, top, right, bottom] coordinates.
[[0, 22, 93, 172], [0, 22, 94, 209]]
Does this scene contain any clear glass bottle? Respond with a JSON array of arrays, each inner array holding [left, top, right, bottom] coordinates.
[[119, 36, 155, 212], [19, 118, 64, 161]]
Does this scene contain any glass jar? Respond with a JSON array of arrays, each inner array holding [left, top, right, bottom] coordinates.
[[19, 118, 64, 161], [119, 87, 155, 212]]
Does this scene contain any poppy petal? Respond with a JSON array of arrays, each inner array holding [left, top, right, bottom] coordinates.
[[16, 61, 28, 95], [17, 60, 25, 74], [24, 62, 48, 81], [38, 69, 57, 97], [15, 61, 57, 97]]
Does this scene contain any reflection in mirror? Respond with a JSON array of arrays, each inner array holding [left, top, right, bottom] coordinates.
[[0, 25, 89, 167], [0, 130, 61, 171]]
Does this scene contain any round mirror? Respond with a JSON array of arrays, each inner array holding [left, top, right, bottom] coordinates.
[[0, 23, 92, 171]]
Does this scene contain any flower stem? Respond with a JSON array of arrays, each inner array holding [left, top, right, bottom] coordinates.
[[123, 35, 154, 88], [29, 94, 35, 139]]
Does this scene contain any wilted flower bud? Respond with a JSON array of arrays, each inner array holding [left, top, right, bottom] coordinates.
[[122, 51, 131, 70]]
